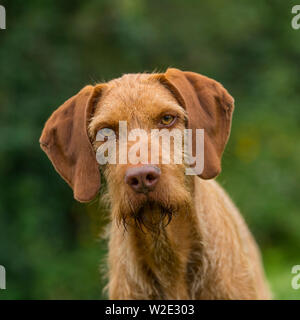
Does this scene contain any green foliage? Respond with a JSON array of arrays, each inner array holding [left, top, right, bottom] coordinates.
[[0, 0, 299, 299]]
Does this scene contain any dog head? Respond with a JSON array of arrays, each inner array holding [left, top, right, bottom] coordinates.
[[40, 68, 234, 229]]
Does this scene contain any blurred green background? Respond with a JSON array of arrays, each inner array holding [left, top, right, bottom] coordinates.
[[0, 0, 300, 299]]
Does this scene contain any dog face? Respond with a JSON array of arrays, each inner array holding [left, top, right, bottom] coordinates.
[[88, 74, 193, 229], [39, 68, 234, 229]]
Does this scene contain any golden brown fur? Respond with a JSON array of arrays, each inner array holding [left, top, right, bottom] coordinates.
[[89, 74, 270, 299], [40, 69, 271, 299]]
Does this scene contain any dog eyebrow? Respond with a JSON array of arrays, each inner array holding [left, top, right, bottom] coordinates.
[[88, 117, 118, 139], [89, 102, 185, 134], [154, 102, 186, 120]]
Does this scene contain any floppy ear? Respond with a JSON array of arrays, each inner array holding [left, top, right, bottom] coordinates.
[[157, 68, 234, 179], [39, 85, 104, 202]]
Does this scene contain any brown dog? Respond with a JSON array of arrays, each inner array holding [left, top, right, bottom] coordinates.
[[40, 68, 270, 299]]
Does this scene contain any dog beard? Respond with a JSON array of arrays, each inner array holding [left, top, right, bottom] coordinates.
[[111, 189, 193, 234], [131, 201, 174, 233]]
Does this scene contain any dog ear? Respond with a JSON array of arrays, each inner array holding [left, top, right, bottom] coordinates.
[[39, 85, 104, 202], [157, 68, 234, 179]]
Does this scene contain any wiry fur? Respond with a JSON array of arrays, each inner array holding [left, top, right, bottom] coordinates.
[[88, 74, 271, 300]]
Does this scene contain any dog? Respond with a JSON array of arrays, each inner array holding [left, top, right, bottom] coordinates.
[[39, 68, 271, 299]]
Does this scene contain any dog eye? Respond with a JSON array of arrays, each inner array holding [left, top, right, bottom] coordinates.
[[96, 127, 115, 141], [160, 115, 176, 127]]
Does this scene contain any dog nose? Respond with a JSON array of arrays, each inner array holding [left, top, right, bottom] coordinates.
[[125, 166, 161, 194]]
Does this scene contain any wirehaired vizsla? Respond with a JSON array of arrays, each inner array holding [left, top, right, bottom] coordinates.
[[40, 68, 270, 299]]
